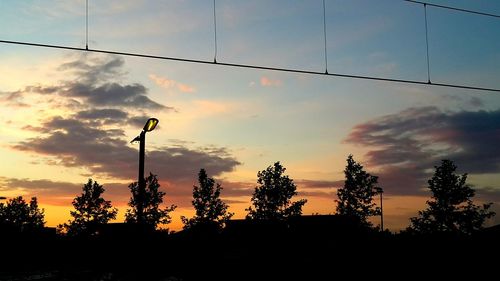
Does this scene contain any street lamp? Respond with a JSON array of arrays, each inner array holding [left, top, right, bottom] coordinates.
[[131, 118, 159, 225]]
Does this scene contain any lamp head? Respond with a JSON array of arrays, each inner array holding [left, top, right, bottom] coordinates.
[[143, 118, 159, 132]]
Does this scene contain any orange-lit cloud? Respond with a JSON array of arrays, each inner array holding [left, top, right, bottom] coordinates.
[[260, 76, 282, 87], [149, 74, 196, 93]]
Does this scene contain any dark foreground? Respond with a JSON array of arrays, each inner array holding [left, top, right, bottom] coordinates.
[[1, 218, 499, 280]]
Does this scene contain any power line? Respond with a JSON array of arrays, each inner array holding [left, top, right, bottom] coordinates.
[[404, 0, 500, 19], [1, 39, 499, 93]]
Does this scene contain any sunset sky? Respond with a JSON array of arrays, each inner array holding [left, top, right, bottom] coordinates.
[[1, 0, 500, 231]]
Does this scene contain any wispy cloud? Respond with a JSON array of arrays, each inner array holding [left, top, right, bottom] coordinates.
[[149, 74, 196, 93], [260, 76, 282, 87]]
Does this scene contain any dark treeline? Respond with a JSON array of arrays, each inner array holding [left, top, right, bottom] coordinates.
[[0, 156, 498, 280]]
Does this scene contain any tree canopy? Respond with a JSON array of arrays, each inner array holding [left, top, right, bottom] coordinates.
[[125, 173, 177, 230], [181, 169, 233, 230], [336, 155, 381, 227], [408, 160, 495, 235], [0, 196, 45, 231], [60, 179, 118, 236], [246, 162, 307, 220]]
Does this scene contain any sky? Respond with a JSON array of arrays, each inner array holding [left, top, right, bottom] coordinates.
[[1, 0, 500, 231]]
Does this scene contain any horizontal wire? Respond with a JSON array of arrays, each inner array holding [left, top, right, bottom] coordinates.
[[1, 39, 499, 93], [404, 0, 500, 19]]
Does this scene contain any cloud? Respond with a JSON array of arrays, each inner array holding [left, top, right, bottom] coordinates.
[[58, 55, 125, 85], [0, 177, 129, 206], [0, 90, 30, 107], [177, 83, 195, 93], [346, 106, 500, 196], [12, 114, 241, 209], [1, 55, 173, 111], [127, 115, 155, 129], [260, 76, 282, 87], [63, 82, 167, 110], [149, 74, 196, 93], [76, 109, 129, 123], [469, 97, 484, 108], [476, 186, 500, 203], [298, 190, 337, 198], [1, 54, 244, 213], [295, 179, 343, 189], [13, 117, 240, 183]]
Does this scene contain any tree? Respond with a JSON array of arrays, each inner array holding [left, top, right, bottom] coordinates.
[[181, 169, 234, 230], [408, 160, 495, 235], [59, 179, 118, 236], [0, 196, 45, 231], [246, 162, 307, 220], [336, 155, 381, 227], [125, 173, 177, 230]]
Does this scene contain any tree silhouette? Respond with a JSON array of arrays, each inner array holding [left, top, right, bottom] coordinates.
[[0, 196, 45, 231], [336, 155, 381, 227], [181, 169, 234, 230], [59, 179, 118, 236], [408, 160, 495, 235], [246, 162, 307, 220], [125, 173, 177, 230]]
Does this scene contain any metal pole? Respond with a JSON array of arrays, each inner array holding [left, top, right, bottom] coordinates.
[[380, 191, 384, 232], [137, 130, 146, 225]]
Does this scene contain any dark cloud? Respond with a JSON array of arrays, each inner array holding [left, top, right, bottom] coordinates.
[[58, 55, 125, 85], [298, 190, 336, 198], [25, 85, 59, 95], [216, 180, 254, 198], [1, 54, 173, 111], [469, 97, 484, 108], [162, 180, 253, 208], [128, 115, 154, 129], [346, 106, 500, 196], [476, 187, 500, 203], [13, 116, 240, 183], [63, 82, 168, 110], [76, 108, 129, 120], [295, 179, 343, 189]]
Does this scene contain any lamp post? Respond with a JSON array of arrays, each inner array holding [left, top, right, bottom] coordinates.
[[131, 118, 159, 225], [375, 187, 384, 232]]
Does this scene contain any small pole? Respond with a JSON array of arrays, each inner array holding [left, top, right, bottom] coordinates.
[[380, 191, 384, 232], [137, 130, 146, 225]]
